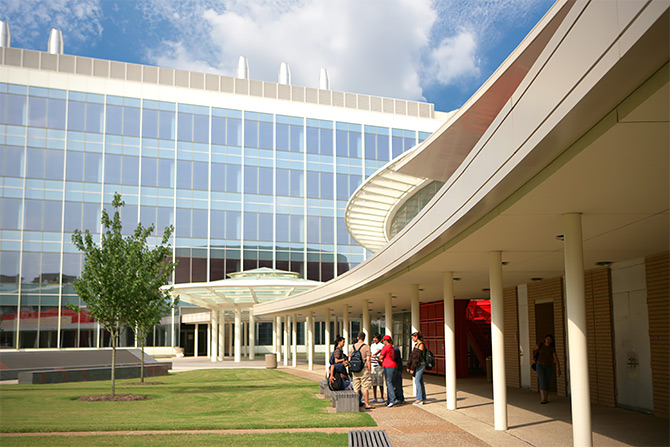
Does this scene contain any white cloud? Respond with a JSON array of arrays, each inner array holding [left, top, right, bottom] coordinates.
[[1, 0, 102, 50], [141, 0, 437, 101], [427, 31, 479, 85]]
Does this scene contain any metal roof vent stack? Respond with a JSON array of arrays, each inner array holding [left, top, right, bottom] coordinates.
[[236, 56, 249, 79], [0, 21, 10, 48], [47, 28, 64, 55], [319, 68, 330, 90], [278, 62, 291, 85]]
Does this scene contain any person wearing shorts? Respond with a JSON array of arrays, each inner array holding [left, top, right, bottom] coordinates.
[[370, 334, 384, 402], [350, 331, 373, 410]]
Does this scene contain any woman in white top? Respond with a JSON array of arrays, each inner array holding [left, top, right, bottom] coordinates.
[[370, 333, 385, 403]]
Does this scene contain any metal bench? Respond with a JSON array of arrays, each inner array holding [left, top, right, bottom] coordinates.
[[348, 430, 392, 447], [332, 389, 359, 412], [319, 380, 332, 397]]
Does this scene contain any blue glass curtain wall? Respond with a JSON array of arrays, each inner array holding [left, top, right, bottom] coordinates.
[[0, 81, 427, 349]]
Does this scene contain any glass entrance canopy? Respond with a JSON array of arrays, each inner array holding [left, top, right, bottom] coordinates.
[[166, 268, 321, 310]]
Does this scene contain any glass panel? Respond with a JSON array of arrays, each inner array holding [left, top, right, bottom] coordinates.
[[66, 150, 84, 182], [84, 152, 104, 182], [28, 96, 47, 127], [177, 112, 192, 141], [320, 128, 332, 156], [244, 120, 258, 148], [157, 158, 174, 188], [159, 110, 175, 140], [226, 211, 240, 240], [193, 114, 209, 144], [7, 94, 27, 126], [258, 166, 273, 195], [258, 213, 272, 241], [47, 98, 66, 129], [211, 163, 225, 192], [226, 164, 241, 192], [104, 153, 122, 184], [244, 212, 258, 241], [192, 161, 208, 190], [306, 171, 319, 199], [86, 102, 104, 133], [1, 198, 22, 230], [276, 168, 289, 196], [192, 209, 207, 238], [67, 101, 86, 131], [82, 202, 100, 232], [142, 108, 159, 139], [122, 155, 139, 185], [44, 149, 64, 181], [43, 201, 62, 232], [63, 201, 82, 232], [211, 116, 226, 145], [3, 146, 25, 178], [244, 165, 257, 194], [26, 147, 45, 178], [227, 118, 241, 146], [141, 157, 157, 187], [290, 125, 303, 152], [276, 123, 289, 151], [306, 126, 318, 154], [106, 104, 123, 135], [23, 200, 43, 231], [123, 107, 140, 137]]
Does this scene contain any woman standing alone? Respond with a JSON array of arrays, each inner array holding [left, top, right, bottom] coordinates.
[[532, 334, 561, 404], [407, 331, 427, 405]]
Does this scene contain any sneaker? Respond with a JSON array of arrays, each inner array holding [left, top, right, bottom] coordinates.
[[387, 401, 396, 408], [413, 400, 424, 406]]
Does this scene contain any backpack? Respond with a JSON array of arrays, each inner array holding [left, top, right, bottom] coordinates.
[[349, 343, 365, 373], [328, 373, 343, 391], [424, 349, 435, 371]]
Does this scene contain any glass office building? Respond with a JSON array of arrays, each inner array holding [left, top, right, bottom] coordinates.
[[0, 40, 445, 351]]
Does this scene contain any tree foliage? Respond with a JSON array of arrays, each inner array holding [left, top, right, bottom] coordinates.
[[71, 193, 178, 395]]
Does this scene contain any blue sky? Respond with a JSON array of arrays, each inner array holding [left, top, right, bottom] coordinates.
[[2, 0, 554, 112]]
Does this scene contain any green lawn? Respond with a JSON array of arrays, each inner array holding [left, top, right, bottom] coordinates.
[[0, 433, 348, 447], [0, 369, 373, 433]]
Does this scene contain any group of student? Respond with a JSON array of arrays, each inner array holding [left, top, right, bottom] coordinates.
[[327, 330, 428, 409]]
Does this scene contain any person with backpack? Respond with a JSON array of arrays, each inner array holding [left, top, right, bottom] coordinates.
[[407, 331, 427, 405], [329, 336, 351, 391], [392, 344, 405, 404], [349, 331, 373, 410]]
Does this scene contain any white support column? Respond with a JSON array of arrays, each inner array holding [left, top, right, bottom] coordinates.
[[275, 315, 282, 362], [563, 213, 592, 447], [489, 251, 508, 431], [208, 322, 212, 359], [444, 271, 457, 410], [272, 315, 277, 356], [211, 310, 219, 362], [307, 312, 314, 370], [411, 284, 420, 397], [291, 313, 298, 367], [249, 308, 255, 360], [242, 322, 247, 357], [227, 321, 233, 358], [362, 301, 371, 340], [411, 284, 420, 333], [324, 309, 331, 376], [385, 294, 393, 338], [343, 304, 350, 349], [194, 323, 199, 358], [234, 308, 242, 363], [219, 311, 225, 360], [284, 313, 290, 366]]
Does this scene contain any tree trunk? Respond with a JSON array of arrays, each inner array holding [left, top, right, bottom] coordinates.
[[141, 336, 145, 383], [111, 328, 117, 397]]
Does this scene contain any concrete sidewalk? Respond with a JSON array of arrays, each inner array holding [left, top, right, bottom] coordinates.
[[169, 355, 669, 447]]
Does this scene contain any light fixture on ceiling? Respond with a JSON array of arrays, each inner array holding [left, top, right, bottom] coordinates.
[[454, 277, 462, 281], [418, 288, 425, 292], [482, 288, 490, 292], [502, 261, 509, 266], [531, 277, 543, 282], [556, 234, 565, 241], [596, 261, 613, 267]]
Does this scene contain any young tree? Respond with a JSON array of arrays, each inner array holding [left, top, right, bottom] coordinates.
[[71, 193, 178, 396], [127, 223, 179, 382]]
